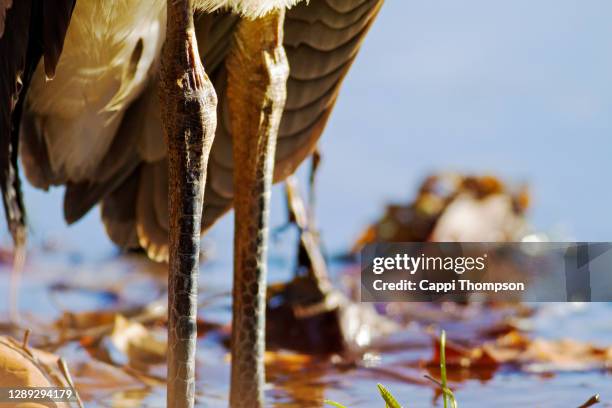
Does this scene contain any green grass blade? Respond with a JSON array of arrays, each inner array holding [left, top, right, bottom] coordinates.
[[324, 400, 349, 408], [377, 383, 403, 408], [443, 387, 458, 408], [440, 330, 448, 408], [440, 330, 459, 408]]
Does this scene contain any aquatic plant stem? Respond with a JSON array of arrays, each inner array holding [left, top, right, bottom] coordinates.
[[441, 330, 448, 408]]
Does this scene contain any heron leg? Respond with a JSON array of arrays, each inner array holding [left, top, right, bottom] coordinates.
[[226, 10, 289, 407], [159, 0, 217, 407]]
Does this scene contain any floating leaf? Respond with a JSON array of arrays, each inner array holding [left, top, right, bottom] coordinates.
[[430, 330, 612, 373], [104, 315, 166, 370]]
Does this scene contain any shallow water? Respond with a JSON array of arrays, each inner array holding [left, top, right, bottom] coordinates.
[[1, 242, 611, 407]]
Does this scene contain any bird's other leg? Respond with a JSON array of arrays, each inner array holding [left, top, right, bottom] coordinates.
[[226, 9, 289, 408], [159, 0, 217, 407], [285, 177, 332, 294]]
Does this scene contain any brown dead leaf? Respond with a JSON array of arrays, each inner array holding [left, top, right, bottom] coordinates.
[[57, 310, 117, 332], [0, 335, 80, 407], [103, 315, 166, 371], [428, 330, 612, 374], [66, 358, 146, 401], [351, 173, 529, 252], [264, 350, 314, 371], [429, 334, 499, 369]]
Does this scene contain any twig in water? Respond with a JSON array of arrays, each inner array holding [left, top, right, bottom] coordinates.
[[578, 394, 600, 408], [58, 357, 84, 408], [21, 328, 31, 354]]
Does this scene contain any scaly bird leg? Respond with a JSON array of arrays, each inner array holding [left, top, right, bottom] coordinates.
[[226, 10, 289, 408], [159, 0, 217, 407]]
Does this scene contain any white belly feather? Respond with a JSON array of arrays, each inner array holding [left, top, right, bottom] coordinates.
[[24, 0, 304, 182], [25, 0, 166, 182], [195, 0, 304, 17]]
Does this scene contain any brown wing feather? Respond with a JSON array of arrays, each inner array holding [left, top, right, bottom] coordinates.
[[0, 0, 12, 38], [0, 0, 31, 244], [60, 0, 383, 260], [76, 11, 239, 259], [202, 0, 384, 229], [42, 0, 76, 79], [101, 167, 140, 249], [63, 78, 144, 224], [135, 161, 169, 262], [0, 0, 74, 244]]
